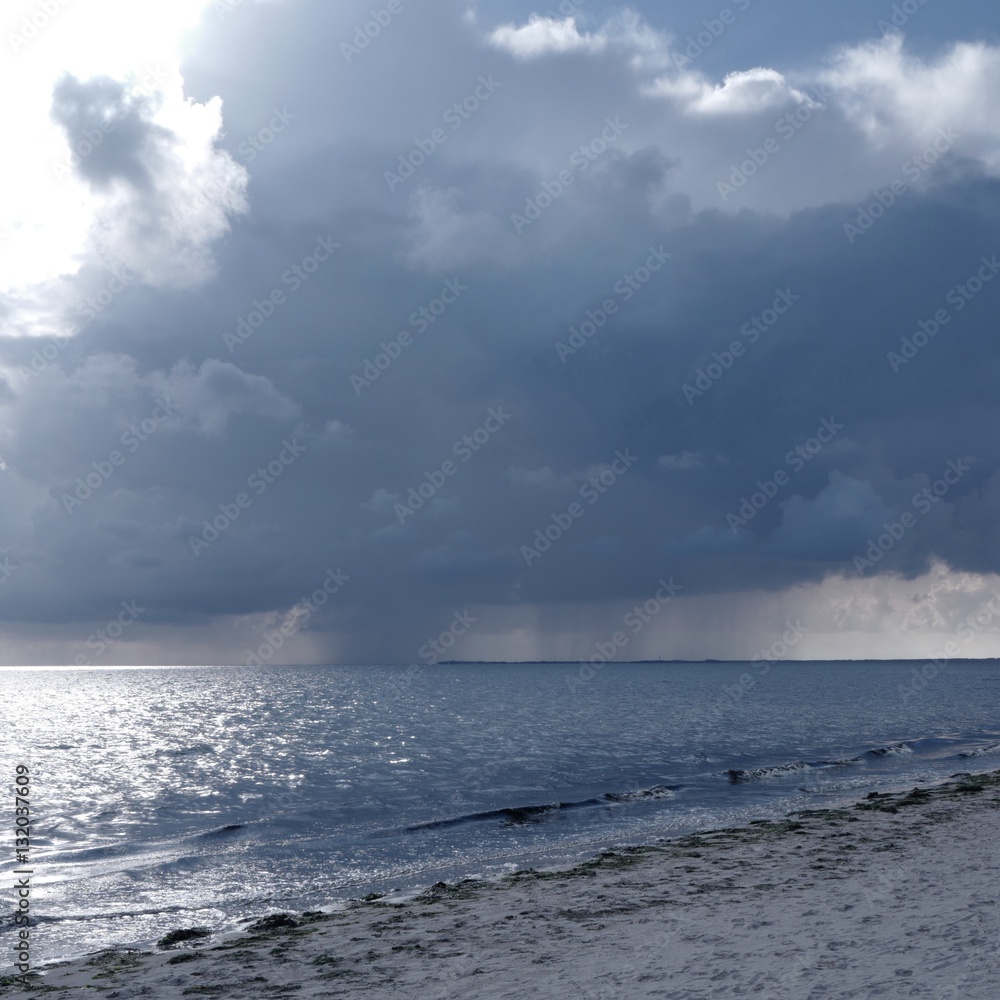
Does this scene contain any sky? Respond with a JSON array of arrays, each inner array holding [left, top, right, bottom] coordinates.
[[2, 0, 1000, 666]]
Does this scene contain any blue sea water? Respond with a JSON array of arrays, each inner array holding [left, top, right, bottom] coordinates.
[[2, 660, 1000, 971]]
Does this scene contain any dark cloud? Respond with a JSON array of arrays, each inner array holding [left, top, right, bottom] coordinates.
[[2, 1, 1000, 662], [50, 74, 169, 193]]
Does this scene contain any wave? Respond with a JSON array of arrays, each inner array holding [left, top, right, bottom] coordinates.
[[726, 761, 811, 783], [604, 784, 683, 803], [958, 742, 1000, 758], [725, 756, 865, 783], [673, 753, 722, 765], [195, 823, 246, 840], [725, 739, 934, 783], [866, 741, 914, 758], [48, 822, 248, 866], [406, 803, 574, 831], [405, 783, 686, 833], [45, 841, 147, 863], [2, 903, 194, 929], [155, 743, 216, 757]]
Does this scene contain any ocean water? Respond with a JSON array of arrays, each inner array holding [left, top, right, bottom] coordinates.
[[3, 660, 1000, 971]]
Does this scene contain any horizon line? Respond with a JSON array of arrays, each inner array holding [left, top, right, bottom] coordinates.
[[3, 657, 1000, 669]]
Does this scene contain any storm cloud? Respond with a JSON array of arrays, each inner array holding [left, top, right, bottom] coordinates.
[[2, 0, 1000, 664]]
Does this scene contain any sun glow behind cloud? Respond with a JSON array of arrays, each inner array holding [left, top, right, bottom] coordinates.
[[0, 0, 246, 337]]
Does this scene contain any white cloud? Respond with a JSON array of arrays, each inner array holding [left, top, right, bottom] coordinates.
[[820, 34, 1000, 154], [648, 66, 818, 116], [484, 13, 1000, 214], [487, 10, 670, 67], [489, 15, 604, 59]]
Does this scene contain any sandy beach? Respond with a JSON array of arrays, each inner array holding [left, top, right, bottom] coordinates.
[[4, 771, 998, 999]]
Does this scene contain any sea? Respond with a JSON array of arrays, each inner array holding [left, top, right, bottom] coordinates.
[[3, 659, 1000, 972]]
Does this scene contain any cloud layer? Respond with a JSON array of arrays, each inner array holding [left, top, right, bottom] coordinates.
[[2, 2, 1000, 664]]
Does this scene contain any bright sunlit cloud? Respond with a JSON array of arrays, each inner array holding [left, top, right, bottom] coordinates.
[[0, 0, 248, 338]]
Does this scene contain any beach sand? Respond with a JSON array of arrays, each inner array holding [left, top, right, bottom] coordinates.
[[4, 771, 998, 998]]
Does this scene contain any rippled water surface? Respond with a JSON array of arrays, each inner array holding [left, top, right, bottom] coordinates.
[[3, 661, 999, 968]]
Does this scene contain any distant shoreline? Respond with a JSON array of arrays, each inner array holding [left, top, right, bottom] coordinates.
[[432, 657, 1000, 665]]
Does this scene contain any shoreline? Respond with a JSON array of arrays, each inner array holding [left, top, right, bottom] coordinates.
[[4, 768, 1000, 997]]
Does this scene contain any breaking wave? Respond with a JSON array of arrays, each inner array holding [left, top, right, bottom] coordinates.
[[405, 783, 686, 832]]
